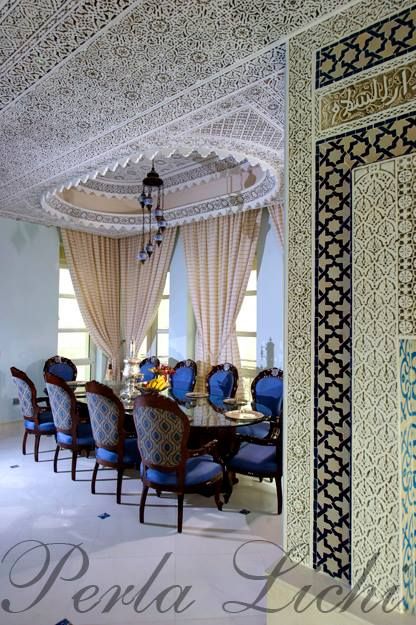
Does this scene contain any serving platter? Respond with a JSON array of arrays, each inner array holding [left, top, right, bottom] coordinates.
[[224, 409, 263, 421]]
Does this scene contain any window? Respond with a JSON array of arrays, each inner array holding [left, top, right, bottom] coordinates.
[[138, 272, 170, 362], [236, 268, 257, 370], [156, 273, 170, 361], [58, 266, 95, 380]]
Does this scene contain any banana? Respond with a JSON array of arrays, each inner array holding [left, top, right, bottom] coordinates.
[[145, 375, 167, 391]]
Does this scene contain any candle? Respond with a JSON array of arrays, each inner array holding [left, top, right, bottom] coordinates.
[[130, 340, 136, 358]]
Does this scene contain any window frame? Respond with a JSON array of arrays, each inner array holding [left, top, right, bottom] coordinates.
[[58, 262, 96, 379], [236, 264, 257, 374]]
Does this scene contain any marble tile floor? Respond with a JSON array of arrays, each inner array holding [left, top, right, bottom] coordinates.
[[0, 422, 283, 625]]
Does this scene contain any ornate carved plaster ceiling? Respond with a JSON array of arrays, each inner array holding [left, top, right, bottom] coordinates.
[[43, 153, 274, 235], [0, 0, 355, 234]]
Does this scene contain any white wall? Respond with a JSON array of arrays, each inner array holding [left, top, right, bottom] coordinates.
[[257, 208, 284, 369], [0, 218, 59, 423]]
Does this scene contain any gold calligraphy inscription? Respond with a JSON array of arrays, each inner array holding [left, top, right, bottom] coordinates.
[[320, 60, 416, 131]]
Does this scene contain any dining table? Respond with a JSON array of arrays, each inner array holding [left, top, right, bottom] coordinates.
[[72, 380, 271, 497]]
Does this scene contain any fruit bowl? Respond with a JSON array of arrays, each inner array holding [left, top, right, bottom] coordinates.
[[140, 375, 170, 394]]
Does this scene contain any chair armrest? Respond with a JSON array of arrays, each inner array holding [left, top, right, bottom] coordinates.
[[188, 439, 221, 462]]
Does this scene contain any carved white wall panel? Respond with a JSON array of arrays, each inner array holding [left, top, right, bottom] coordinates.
[[352, 160, 400, 603]]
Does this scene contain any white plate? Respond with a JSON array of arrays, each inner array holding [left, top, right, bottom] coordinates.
[[185, 392, 208, 398], [224, 410, 263, 421]]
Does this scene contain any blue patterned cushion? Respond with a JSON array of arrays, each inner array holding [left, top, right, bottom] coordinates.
[[57, 422, 93, 446], [171, 366, 194, 393], [228, 443, 277, 474], [86, 392, 119, 447], [47, 362, 75, 381], [96, 438, 140, 466], [141, 455, 222, 487], [133, 406, 184, 467], [13, 377, 34, 418], [208, 370, 235, 398], [46, 383, 72, 430], [24, 410, 56, 433]]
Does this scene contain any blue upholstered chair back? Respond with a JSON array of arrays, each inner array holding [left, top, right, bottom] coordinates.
[[140, 356, 160, 382], [86, 392, 120, 448], [46, 382, 73, 430], [13, 376, 35, 418], [133, 405, 185, 468], [252, 369, 283, 417], [47, 362, 75, 381], [44, 356, 77, 382], [171, 360, 196, 393], [207, 364, 237, 398]]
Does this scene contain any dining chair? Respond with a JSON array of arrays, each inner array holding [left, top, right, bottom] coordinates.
[[45, 372, 94, 480], [139, 356, 160, 382], [206, 363, 238, 399], [133, 393, 224, 533], [226, 424, 283, 514], [10, 367, 56, 461], [86, 381, 140, 504], [170, 359, 197, 395], [239, 368, 283, 439], [43, 355, 77, 382]]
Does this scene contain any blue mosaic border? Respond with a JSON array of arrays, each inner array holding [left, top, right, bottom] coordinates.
[[316, 5, 416, 89], [313, 111, 416, 582]]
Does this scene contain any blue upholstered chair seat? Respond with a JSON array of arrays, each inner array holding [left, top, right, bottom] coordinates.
[[228, 443, 277, 474], [24, 410, 55, 433], [141, 455, 222, 487], [96, 438, 140, 466], [237, 421, 271, 439], [57, 422, 94, 446]]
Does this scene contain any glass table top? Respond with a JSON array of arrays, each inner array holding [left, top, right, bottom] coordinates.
[[93, 383, 271, 428]]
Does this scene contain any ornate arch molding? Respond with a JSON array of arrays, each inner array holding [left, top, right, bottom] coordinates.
[[41, 151, 278, 236], [43, 144, 277, 197]]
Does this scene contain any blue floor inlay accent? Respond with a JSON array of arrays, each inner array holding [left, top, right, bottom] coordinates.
[[98, 512, 110, 519]]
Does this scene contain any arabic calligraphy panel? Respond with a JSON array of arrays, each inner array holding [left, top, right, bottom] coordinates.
[[320, 60, 416, 131]]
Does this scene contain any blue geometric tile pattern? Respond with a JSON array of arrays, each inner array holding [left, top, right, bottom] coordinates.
[[316, 6, 416, 88], [133, 406, 184, 467], [46, 383, 72, 430], [399, 339, 416, 614], [86, 392, 119, 447], [13, 377, 34, 418], [314, 112, 416, 582]]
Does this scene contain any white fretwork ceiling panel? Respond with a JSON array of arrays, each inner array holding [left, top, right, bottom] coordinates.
[[0, 0, 354, 233]]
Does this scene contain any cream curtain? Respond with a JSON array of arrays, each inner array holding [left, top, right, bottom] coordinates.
[[61, 229, 122, 379], [119, 227, 177, 356], [182, 210, 260, 386], [268, 201, 284, 248]]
